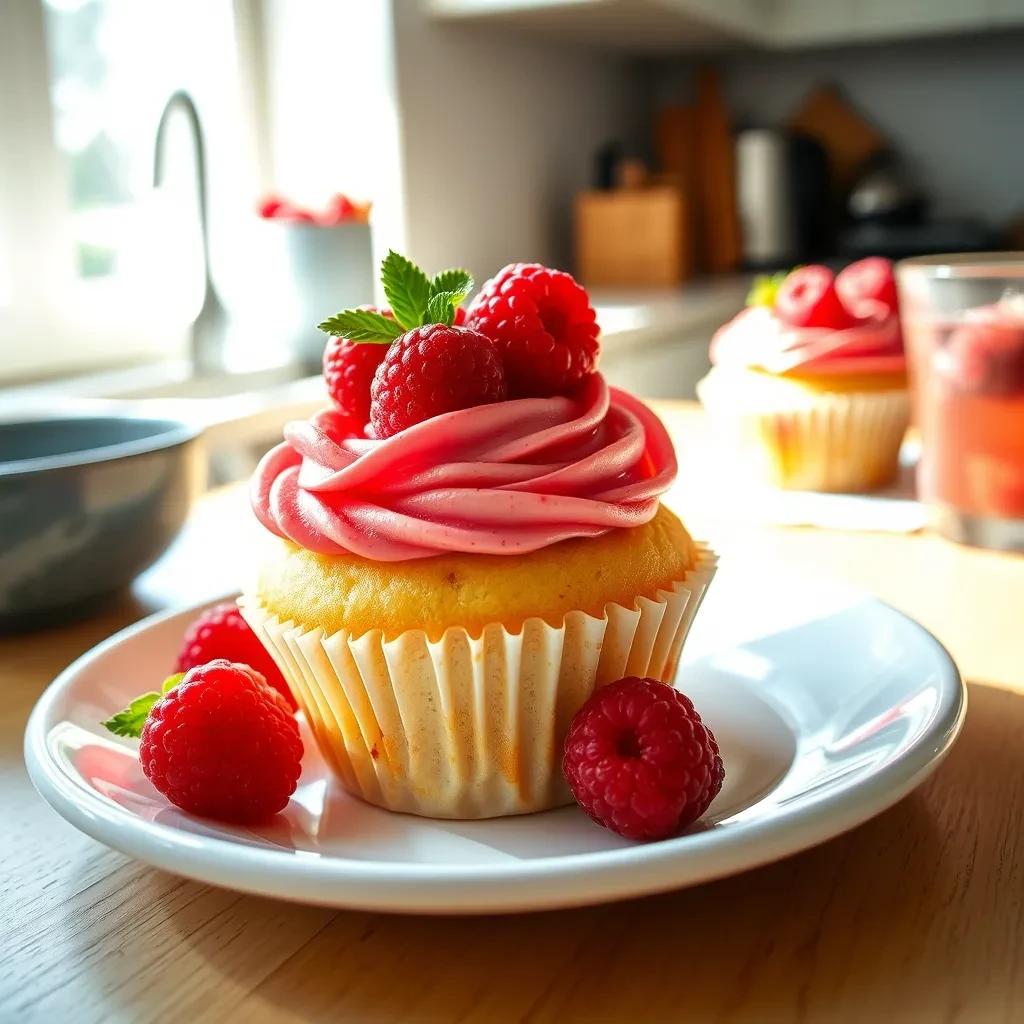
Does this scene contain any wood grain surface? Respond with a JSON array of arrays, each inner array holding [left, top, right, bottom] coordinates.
[[3, 404, 1023, 1023]]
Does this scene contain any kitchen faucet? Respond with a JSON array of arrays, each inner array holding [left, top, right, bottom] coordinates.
[[153, 90, 228, 375]]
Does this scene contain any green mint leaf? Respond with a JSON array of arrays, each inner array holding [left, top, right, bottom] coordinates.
[[318, 308, 403, 343], [101, 692, 161, 739], [102, 673, 183, 737], [425, 291, 457, 327], [162, 672, 185, 694], [747, 270, 792, 308], [430, 268, 473, 306], [381, 250, 432, 330]]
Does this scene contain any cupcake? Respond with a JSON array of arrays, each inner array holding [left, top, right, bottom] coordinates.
[[240, 255, 715, 819], [697, 259, 910, 492]]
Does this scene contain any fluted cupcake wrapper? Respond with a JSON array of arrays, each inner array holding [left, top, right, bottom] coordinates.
[[697, 377, 910, 493], [239, 546, 717, 820]]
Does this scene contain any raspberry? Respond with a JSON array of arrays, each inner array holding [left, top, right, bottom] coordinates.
[[466, 263, 599, 397], [937, 320, 1024, 396], [369, 323, 507, 438], [257, 195, 286, 218], [562, 677, 724, 840], [775, 265, 858, 330], [324, 337, 389, 424], [140, 660, 303, 823], [836, 257, 899, 318], [323, 307, 393, 423], [176, 602, 296, 710], [323, 193, 357, 225]]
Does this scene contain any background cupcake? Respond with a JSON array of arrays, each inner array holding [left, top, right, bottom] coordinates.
[[697, 258, 909, 492], [242, 254, 715, 819]]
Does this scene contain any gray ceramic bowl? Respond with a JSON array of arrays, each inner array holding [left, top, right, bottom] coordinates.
[[0, 416, 202, 631]]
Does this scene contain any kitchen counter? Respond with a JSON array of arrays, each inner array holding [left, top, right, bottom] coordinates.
[[5, 401, 1020, 1023], [0, 278, 749, 416], [591, 277, 748, 352], [593, 278, 748, 400]]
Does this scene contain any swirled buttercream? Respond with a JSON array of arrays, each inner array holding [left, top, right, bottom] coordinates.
[[711, 305, 905, 376], [252, 374, 677, 560]]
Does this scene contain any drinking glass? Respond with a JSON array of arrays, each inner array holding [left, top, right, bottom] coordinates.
[[897, 254, 1024, 551]]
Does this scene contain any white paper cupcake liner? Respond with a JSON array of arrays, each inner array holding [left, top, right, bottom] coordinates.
[[239, 546, 717, 820], [698, 374, 909, 492]]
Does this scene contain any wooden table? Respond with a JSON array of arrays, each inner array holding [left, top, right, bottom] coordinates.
[[4, 404, 1023, 1023]]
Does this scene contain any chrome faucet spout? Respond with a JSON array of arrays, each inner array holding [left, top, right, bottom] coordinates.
[[153, 90, 227, 376]]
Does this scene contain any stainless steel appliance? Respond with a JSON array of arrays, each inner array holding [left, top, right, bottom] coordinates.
[[735, 129, 828, 269]]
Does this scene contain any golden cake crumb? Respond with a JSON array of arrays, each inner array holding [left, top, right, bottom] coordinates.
[[253, 504, 696, 640]]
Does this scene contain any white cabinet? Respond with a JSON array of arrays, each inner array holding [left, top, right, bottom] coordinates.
[[424, 0, 769, 52], [780, 0, 1020, 47], [425, 0, 1024, 51]]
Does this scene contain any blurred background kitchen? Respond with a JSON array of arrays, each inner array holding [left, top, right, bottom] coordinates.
[[3, 0, 1024, 626]]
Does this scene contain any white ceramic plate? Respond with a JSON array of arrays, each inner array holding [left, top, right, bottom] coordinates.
[[25, 566, 965, 914]]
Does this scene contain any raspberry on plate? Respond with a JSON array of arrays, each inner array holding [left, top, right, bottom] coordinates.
[[775, 265, 858, 330], [563, 676, 724, 840], [138, 660, 302, 823], [176, 601, 296, 710], [466, 263, 600, 398], [369, 323, 507, 438]]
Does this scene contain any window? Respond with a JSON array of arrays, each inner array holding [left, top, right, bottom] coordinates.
[[44, 0, 136, 281], [0, 0, 261, 383]]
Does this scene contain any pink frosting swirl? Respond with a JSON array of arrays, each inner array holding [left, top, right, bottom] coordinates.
[[711, 305, 905, 376], [252, 374, 677, 561]]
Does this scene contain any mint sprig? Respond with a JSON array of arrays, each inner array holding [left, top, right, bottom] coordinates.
[[747, 270, 792, 308], [382, 250, 432, 330], [317, 251, 475, 343], [431, 268, 473, 306], [318, 308, 403, 342], [101, 693, 160, 738], [425, 291, 458, 327], [101, 673, 185, 739]]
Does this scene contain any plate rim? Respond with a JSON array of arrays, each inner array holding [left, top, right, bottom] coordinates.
[[24, 589, 967, 913]]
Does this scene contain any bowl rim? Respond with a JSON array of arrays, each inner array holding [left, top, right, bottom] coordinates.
[[897, 251, 1024, 278], [0, 415, 199, 479]]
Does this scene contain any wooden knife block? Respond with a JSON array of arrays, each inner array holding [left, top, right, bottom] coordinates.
[[575, 187, 693, 288]]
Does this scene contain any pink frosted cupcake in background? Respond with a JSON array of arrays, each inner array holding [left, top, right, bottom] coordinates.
[[697, 258, 910, 492]]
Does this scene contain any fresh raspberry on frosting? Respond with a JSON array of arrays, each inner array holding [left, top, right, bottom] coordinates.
[[322, 307, 465, 425], [775, 265, 858, 330], [323, 337, 387, 424], [466, 263, 600, 398], [259, 250, 676, 559], [563, 676, 724, 840], [369, 323, 507, 438], [323, 307, 393, 423], [836, 257, 899, 319], [710, 260, 905, 377]]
